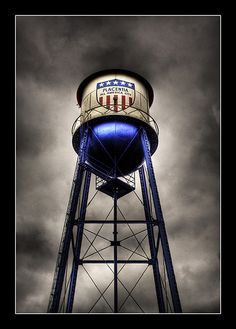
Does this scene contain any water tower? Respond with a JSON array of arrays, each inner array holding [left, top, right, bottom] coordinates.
[[48, 69, 182, 313]]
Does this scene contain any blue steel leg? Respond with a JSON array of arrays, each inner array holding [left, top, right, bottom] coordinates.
[[113, 190, 118, 313], [48, 128, 89, 313], [139, 166, 166, 313], [141, 129, 182, 313], [66, 170, 91, 312], [48, 160, 85, 312]]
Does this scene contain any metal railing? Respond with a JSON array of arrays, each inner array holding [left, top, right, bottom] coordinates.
[[96, 172, 135, 190], [72, 108, 159, 138]]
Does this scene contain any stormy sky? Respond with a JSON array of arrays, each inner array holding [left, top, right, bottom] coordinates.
[[16, 15, 220, 313]]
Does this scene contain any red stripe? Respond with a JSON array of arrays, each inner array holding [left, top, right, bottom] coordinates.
[[106, 95, 110, 109], [99, 96, 103, 105], [114, 95, 118, 112], [122, 95, 126, 110], [129, 97, 132, 106]]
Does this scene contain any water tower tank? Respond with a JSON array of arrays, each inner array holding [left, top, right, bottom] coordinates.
[[72, 69, 159, 177]]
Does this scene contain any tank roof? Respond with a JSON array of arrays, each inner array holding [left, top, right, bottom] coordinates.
[[76, 69, 154, 107]]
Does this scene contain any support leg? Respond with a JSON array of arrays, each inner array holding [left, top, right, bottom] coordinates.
[[139, 166, 166, 313], [48, 159, 85, 312], [141, 129, 182, 313], [113, 190, 118, 313], [48, 128, 89, 313], [66, 170, 91, 312]]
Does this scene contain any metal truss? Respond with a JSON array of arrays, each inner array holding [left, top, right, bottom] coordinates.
[[48, 127, 182, 313]]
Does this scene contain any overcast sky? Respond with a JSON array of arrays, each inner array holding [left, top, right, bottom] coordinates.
[[16, 15, 220, 313]]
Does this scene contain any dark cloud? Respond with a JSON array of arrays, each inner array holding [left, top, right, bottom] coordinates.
[[16, 15, 220, 313], [16, 227, 56, 312], [16, 227, 54, 266]]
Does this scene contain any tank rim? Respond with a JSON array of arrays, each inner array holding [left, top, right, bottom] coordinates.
[[76, 69, 154, 108]]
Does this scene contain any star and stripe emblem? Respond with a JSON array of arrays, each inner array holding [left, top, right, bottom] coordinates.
[[96, 79, 135, 111]]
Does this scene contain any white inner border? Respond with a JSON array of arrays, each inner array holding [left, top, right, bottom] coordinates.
[[15, 14, 221, 315]]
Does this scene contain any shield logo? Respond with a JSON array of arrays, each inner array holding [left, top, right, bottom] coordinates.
[[96, 79, 135, 112]]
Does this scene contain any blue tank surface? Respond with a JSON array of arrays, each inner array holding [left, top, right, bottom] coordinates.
[[87, 120, 144, 177], [72, 115, 158, 178]]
